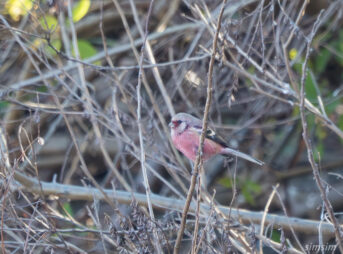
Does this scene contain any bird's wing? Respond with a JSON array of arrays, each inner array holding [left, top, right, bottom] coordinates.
[[190, 125, 228, 148], [205, 128, 228, 147]]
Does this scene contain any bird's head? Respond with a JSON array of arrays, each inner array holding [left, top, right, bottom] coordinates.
[[169, 113, 202, 135]]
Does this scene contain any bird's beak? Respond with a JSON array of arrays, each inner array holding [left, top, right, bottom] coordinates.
[[169, 121, 174, 128]]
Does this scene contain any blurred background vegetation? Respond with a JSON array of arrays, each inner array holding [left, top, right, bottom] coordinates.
[[1, 0, 343, 253]]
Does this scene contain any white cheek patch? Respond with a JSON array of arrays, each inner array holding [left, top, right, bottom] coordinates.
[[178, 121, 187, 133]]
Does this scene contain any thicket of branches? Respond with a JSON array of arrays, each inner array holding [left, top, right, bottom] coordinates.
[[1, 0, 343, 253]]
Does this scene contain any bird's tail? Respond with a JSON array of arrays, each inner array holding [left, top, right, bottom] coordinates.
[[222, 147, 264, 166]]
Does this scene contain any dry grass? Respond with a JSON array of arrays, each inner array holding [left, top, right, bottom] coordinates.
[[1, 0, 343, 253]]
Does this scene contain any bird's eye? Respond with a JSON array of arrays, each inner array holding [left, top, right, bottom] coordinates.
[[172, 120, 182, 126]]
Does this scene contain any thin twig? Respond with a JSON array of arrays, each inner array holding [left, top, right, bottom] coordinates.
[[135, 0, 163, 253], [129, 0, 175, 117], [274, 186, 306, 252], [259, 184, 278, 254], [299, 10, 343, 253], [0, 12, 119, 211], [191, 163, 203, 254], [9, 22, 202, 90], [111, 0, 188, 192], [283, 0, 310, 48], [173, 1, 227, 252], [66, 0, 132, 192]]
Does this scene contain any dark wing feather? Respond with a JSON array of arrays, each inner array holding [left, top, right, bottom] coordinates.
[[205, 128, 228, 148], [191, 124, 228, 148]]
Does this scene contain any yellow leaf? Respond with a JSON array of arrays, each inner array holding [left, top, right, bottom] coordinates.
[[5, 0, 33, 21], [72, 0, 91, 22], [289, 48, 297, 60]]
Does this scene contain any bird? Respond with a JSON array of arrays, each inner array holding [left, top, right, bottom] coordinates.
[[169, 112, 264, 166]]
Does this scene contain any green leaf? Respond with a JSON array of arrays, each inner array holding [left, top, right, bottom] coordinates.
[[218, 177, 232, 188], [329, 30, 343, 66], [291, 105, 300, 117], [40, 15, 58, 31], [37, 86, 48, 93], [314, 124, 325, 161], [316, 125, 326, 140], [270, 229, 281, 243], [325, 99, 340, 115], [72, 0, 91, 22], [245, 180, 262, 194], [219, 177, 262, 206], [0, 101, 10, 109], [63, 202, 73, 216], [339, 114, 343, 131], [338, 115, 343, 146], [306, 114, 315, 131], [314, 48, 331, 74], [293, 62, 302, 74], [46, 39, 62, 56], [72, 39, 100, 65], [304, 72, 317, 103], [313, 140, 324, 162], [242, 187, 254, 205], [242, 180, 261, 206]]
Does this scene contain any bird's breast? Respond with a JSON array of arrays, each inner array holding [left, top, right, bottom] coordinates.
[[171, 130, 223, 161]]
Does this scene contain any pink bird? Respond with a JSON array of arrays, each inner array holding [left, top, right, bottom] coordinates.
[[169, 113, 264, 165]]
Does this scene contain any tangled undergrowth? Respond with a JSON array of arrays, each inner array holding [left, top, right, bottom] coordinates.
[[1, 0, 343, 253]]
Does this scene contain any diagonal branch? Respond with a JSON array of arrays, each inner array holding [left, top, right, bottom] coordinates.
[[299, 11, 343, 253], [173, 1, 227, 253]]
